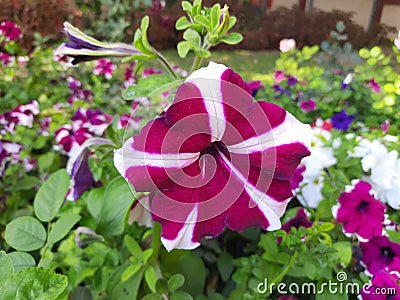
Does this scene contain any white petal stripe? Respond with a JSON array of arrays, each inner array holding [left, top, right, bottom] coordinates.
[[187, 62, 228, 142], [114, 137, 200, 177], [226, 112, 312, 154], [219, 151, 289, 230], [161, 204, 200, 251]]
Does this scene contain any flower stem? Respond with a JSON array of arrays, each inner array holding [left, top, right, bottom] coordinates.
[[269, 250, 300, 290], [150, 221, 162, 263], [154, 50, 178, 80]]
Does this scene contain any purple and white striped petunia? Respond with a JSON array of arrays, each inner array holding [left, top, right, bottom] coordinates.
[[55, 22, 143, 65], [114, 62, 312, 251]]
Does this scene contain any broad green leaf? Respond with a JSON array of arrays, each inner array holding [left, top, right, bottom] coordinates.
[[194, 15, 211, 29], [194, 49, 211, 58], [183, 29, 201, 46], [34, 169, 70, 222], [177, 41, 193, 58], [96, 177, 135, 237], [48, 214, 81, 245], [168, 274, 185, 293], [318, 222, 335, 232], [176, 16, 191, 30], [5, 216, 46, 251], [0, 251, 14, 284], [124, 235, 143, 259], [170, 291, 193, 300], [210, 4, 221, 29], [12, 176, 41, 191], [85, 187, 106, 220], [121, 264, 142, 282], [216, 252, 233, 282], [156, 278, 169, 294], [145, 265, 157, 293], [220, 33, 243, 45], [370, 46, 382, 58], [333, 241, 352, 267], [0, 267, 68, 300], [107, 265, 144, 299], [359, 48, 370, 59], [181, 1, 193, 15], [123, 74, 174, 100], [8, 252, 36, 272], [228, 16, 237, 30]]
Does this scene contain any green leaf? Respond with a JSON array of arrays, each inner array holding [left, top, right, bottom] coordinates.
[[34, 169, 70, 222], [168, 274, 185, 293], [124, 235, 143, 259], [210, 4, 221, 29], [177, 41, 193, 58], [8, 252, 36, 272], [0, 251, 14, 284], [48, 214, 81, 245], [181, 1, 193, 15], [183, 29, 201, 46], [370, 46, 382, 58], [194, 15, 211, 30], [123, 74, 174, 100], [216, 251, 233, 282], [359, 48, 370, 59], [5, 216, 46, 251], [170, 291, 193, 300], [85, 187, 106, 220], [12, 176, 41, 191], [142, 294, 162, 300], [220, 33, 243, 45], [107, 265, 144, 299], [228, 16, 237, 30], [176, 16, 191, 30], [121, 264, 142, 282], [145, 265, 157, 293], [333, 241, 352, 267], [194, 49, 211, 58], [96, 177, 136, 237], [156, 278, 169, 294], [318, 222, 335, 232], [0, 267, 68, 300]]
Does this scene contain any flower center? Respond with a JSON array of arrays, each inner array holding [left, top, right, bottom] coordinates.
[[200, 141, 227, 156], [381, 247, 395, 259], [356, 200, 369, 212]]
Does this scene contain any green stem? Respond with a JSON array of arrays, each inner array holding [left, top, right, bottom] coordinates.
[[154, 50, 178, 80], [150, 221, 162, 263], [269, 250, 300, 290], [190, 56, 203, 74]]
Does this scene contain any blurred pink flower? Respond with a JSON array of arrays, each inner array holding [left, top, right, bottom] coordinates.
[[93, 59, 116, 79], [299, 99, 316, 113]]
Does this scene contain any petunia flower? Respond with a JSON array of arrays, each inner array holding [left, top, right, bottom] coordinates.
[[66, 138, 113, 201], [93, 59, 116, 80], [0, 21, 22, 41], [333, 181, 386, 240], [290, 165, 306, 190], [361, 269, 400, 300], [0, 100, 39, 134], [369, 79, 381, 93], [279, 38, 296, 53], [299, 99, 316, 113], [273, 70, 286, 83], [0, 52, 15, 67], [286, 76, 298, 87], [55, 22, 143, 65], [128, 194, 154, 227], [114, 62, 312, 251], [246, 80, 264, 97], [331, 110, 354, 131], [281, 208, 312, 233], [360, 235, 400, 275]]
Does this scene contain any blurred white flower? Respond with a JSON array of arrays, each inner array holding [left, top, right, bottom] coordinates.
[[395, 30, 400, 50], [279, 38, 296, 53]]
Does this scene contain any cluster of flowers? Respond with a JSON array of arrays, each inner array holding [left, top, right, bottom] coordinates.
[[66, 76, 94, 105], [0, 140, 35, 176], [0, 21, 23, 67]]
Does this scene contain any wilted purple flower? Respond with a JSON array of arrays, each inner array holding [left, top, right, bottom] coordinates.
[[360, 235, 400, 274], [93, 59, 116, 79], [0, 21, 22, 41], [299, 99, 316, 113], [66, 138, 113, 201], [334, 181, 386, 240], [369, 79, 381, 93], [55, 22, 143, 64], [331, 110, 354, 131]]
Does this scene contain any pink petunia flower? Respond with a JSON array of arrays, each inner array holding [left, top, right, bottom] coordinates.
[[0, 100, 39, 134], [93, 59, 116, 79], [0, 52, 15, 67], [369, 79, 381, 93], [114, 62, 312, 251], [273, 70, 286, 83], [361, 269, 400, 300], [299, 99, 316, 113], [279, 38, 296, 53], [0, 21, 22, 41], [381, 120, 390, 133], [333, 181, 386, 240]]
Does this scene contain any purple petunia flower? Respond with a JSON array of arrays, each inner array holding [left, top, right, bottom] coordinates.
[[333, 181, 386, 240], [287, 76, 298, 87], [361, 269, 400, 300], [369, 79, 381, 94], [360, 235, 400, 275], [281, 208, 312, 233], [114, 62, 312, 251], [299, 99, 316, 113], [273, 85, 292, 96], [246, 80, 264, 97], [0, 21, 22, 41], [331, 110, 354, 131]]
